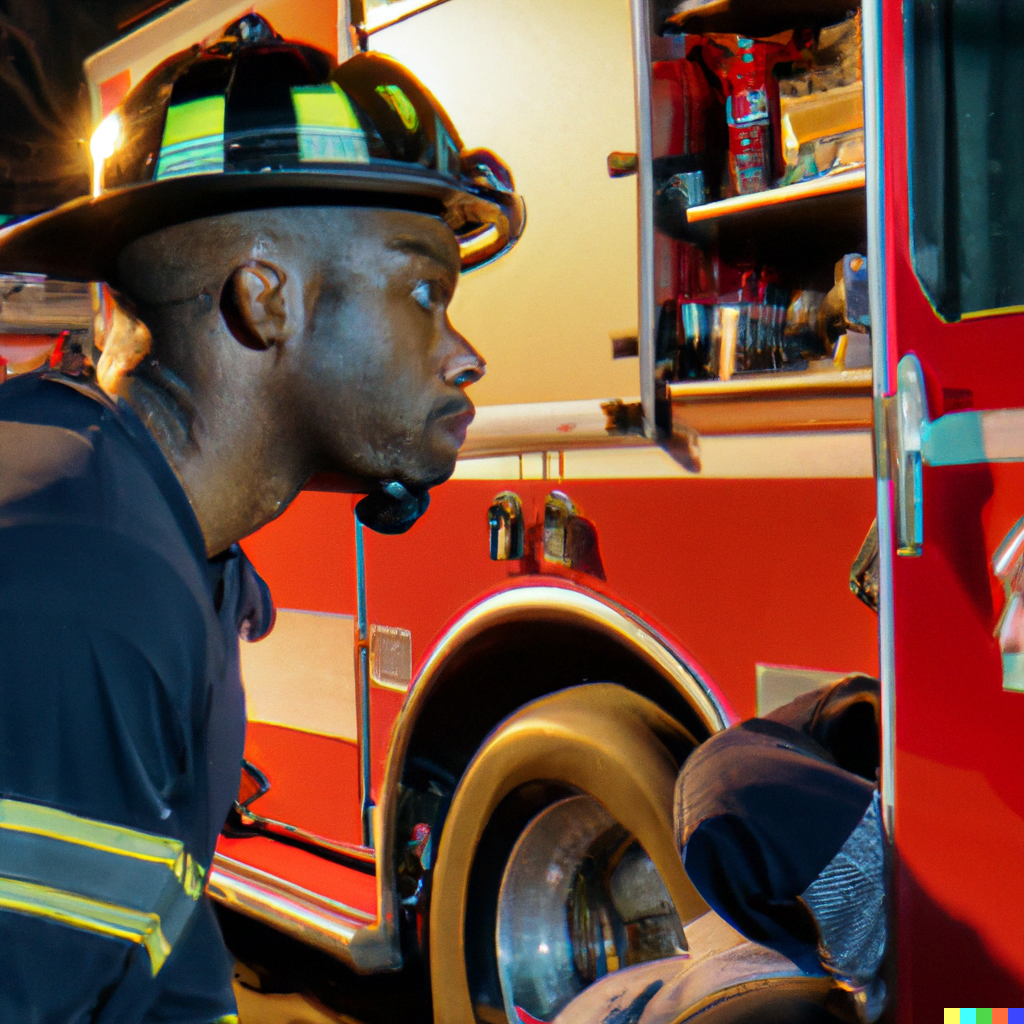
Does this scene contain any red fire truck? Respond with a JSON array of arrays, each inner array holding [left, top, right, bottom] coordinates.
[[5, 0, 1024, 1019]]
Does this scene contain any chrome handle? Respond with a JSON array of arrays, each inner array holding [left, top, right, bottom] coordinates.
[[895, 354, 929, 556], [543, 490, 577, 566], [488, 491, 524, 560], [993, 516, 1024, 692]]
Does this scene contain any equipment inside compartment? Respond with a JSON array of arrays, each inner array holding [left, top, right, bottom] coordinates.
[[650, 2, 870, 386]]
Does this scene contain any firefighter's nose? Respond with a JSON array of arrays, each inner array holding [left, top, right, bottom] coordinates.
[[443, 332, 485, 389]]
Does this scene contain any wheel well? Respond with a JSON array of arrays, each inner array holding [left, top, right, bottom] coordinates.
[[402, 617, 714, 789]]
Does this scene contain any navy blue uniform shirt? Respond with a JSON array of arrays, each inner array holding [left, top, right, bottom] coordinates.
[[0, 372, 273, 1023]]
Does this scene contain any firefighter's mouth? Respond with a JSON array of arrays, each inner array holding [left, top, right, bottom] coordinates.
[[432, 398, 475, 446], [438, 408, 475, 447]]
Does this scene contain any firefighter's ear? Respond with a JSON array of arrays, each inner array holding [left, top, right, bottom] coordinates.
[[222, 259, 300, 351]]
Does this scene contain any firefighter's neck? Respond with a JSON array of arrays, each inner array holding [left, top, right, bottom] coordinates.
[[99, 246, 326, 556], [109, 353, 309, 558]]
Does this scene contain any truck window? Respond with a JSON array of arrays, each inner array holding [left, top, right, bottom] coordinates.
[[910, 0, 1024, 321]]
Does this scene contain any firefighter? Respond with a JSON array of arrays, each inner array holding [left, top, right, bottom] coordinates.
[[675, 675, 888, 1022], [0, 14, 523, 1022]]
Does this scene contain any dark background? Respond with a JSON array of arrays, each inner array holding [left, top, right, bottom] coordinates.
[[0, 1, 181, 216]]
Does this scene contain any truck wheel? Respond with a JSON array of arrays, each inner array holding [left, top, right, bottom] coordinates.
[[428, 683, 708, 1024]]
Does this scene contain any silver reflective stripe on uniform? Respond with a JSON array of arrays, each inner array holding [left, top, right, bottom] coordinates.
[[0, 798, 205, 974], [800, 790, 887, 1022]]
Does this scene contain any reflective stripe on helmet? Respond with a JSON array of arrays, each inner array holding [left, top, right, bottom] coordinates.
[[156, 96, 226, 180], [291, 84, 369, 164], [0, 798, 205, 974]]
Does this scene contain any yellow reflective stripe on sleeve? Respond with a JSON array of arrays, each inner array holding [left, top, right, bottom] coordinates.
[[0, 799, 205, 974], [0, 798, 181, 865], [214, 1016, 239, 1024], [0, 876, 172, 974], [0, 799, 205, 897]]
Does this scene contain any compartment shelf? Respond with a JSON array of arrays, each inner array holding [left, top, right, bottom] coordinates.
[[664, 0, 858, 36], [686, 167, 865, 224], [667, 365, 872, 435]]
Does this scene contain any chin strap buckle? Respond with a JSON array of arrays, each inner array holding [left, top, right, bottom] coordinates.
[[355, 480, 431, 534]]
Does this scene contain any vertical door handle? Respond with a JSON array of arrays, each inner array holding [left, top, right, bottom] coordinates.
[[895, 354, 929, 556]]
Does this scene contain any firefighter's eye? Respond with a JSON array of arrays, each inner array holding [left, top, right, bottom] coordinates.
[[412, 281, 434, 310]]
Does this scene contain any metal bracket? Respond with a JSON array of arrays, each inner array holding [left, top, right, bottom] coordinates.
[[894, 354, 929, 556], [543, 491, 577, 566], [488, 491, 524, 560]]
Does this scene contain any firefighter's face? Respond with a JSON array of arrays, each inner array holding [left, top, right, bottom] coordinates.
[[292, 207, 483, 491]]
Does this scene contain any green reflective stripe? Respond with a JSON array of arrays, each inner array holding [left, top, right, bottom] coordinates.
[[214, 1016, 239, 1024], [292, 83, 360, 129], [162, 95, 226, 147], [156, 96, 225, 179], [375, 84, 418, 131], [0, 876, 171, 974], [291, 84, 369, 164]]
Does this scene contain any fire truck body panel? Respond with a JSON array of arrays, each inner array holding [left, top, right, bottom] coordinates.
[[36, 0, 1024, 1015], [878, 0, 1024, 1011]]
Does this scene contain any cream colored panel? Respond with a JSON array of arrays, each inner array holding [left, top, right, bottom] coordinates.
[[371, 0, 640, 407], [562, 432, 873, 480], [561, 445, 688, 480], [451, 454, 522, 480], [240, 610, 357, 740], [520, 453, 546, 480]]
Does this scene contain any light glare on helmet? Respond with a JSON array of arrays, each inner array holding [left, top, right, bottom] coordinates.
[[90, 112, 122, 197]]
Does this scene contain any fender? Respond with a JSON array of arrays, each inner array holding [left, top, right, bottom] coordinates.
[[211, 582, 735, 973], [373, 580, 736, 970]]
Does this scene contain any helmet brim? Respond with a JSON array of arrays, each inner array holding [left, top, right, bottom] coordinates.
[[0, 165, 524, 284]]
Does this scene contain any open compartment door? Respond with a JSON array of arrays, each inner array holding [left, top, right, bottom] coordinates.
[[874, 0, 1024, 1012]]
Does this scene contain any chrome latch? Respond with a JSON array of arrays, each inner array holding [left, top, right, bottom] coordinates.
[[543, 490, 576, 566], [895, 354, 929, 556], [488, 491, 524, 560], [993, 516, 1024, 692]]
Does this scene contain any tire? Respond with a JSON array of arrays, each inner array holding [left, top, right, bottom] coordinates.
[[428, 683, 708, 1024]]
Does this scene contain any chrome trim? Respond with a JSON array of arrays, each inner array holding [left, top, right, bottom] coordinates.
[[993, 516, 1024, 581], [232, 808, 376, 865], [666, 367, 871, 400], [375, 584, 735, 973], [862, 0, 894, 839], [488, 491, 525, 561], [355, 520, 375, 847], [629, 0, 656, 437], [207, 854, 400, 971]]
